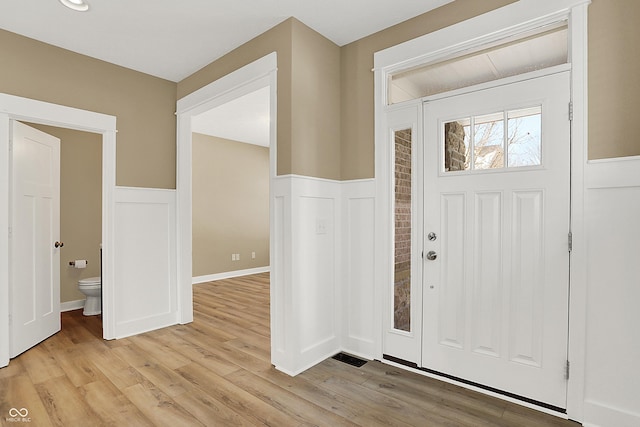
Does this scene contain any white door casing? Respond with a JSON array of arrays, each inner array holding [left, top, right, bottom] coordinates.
[[9, 121, 61, 357], [422, 71, 571, 409]]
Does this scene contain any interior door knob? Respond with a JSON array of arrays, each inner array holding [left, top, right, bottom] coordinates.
[[426, 250, 437, 260], [54, 241, 64, 248]]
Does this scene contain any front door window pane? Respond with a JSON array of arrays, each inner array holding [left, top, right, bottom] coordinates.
[[507, 107, 542, 167], [474, 112, 504, 170], [444, 119, 470, 172]]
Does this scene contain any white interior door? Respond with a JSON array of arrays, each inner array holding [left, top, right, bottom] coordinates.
[[422, 71, 571, 409], [10, 121, 61, 358]]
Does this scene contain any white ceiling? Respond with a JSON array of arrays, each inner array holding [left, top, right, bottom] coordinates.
[[192, 86, 271, 147], [0, 0, 453, 82]]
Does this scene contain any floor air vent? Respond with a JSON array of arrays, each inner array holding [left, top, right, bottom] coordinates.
[[332, 352, 368, 367]]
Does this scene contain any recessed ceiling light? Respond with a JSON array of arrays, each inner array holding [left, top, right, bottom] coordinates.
[[59, 0, 89, 12]]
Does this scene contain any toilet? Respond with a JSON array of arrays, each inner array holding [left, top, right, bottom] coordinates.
[[78, 277, 101, 316]]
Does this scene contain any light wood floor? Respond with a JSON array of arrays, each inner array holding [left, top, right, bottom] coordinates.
[[0, 273, 579, 426]]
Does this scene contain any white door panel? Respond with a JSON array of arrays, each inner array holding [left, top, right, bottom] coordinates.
[[438, 192, 466, 350], [10, 121, 61, 358], [422, 72, 571, 408]]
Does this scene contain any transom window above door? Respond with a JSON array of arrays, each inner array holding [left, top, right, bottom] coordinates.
[[442, 106, 542, 174], [389, 23, 568, 104]]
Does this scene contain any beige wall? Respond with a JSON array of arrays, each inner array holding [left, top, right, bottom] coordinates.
[[28, 124, 102, 304], [178, 18, 342, 180], [192, 134, 269, 276], [2, 2, 636, 182], [3, 1, 637, 294], [178, 19, 293, 176], [186, 0, 640, 181], [10, 2, 634, 187], [290, 19, 342, 180], [0, 29, 177, 189], [588, 0, 640, 159]]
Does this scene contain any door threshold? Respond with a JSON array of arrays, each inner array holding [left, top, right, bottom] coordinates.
[[381, 354, 569, 419]]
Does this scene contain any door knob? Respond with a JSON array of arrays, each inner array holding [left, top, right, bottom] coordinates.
[[54, 241, 64, 248], [426, 250, 437, 260]]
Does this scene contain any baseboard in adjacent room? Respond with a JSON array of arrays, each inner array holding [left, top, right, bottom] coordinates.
[[192, 266, 270, 284], [61, 299, 85, 312]]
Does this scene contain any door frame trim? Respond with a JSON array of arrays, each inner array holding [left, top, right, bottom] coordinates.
[[175, 52, 277, 327], [373, 0, 589, 420], [0, 93, 117, 367]]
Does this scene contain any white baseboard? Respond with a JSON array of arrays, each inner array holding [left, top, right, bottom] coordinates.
[[583, 400, 640, 427], [61, 299, 85, 312], [192, 266, 270, 284], [275, 346, 341, 377]]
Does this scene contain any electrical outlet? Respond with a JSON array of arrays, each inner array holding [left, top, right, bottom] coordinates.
[[231, 254, 235, 261], [236, 253, 240, 261], [252, 252, 256, 259]]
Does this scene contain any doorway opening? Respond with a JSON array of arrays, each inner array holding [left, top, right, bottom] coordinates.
[[175, 52, 277, 362], [191, 86, 271, 283], [0, 93, 117, 368], [17, 122, 104, 346], [385, 64, 572, 413], [27, 123, 102, 309]]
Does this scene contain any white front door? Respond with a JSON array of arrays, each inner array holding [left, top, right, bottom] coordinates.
[[422, 71, 571, 409], [10, 121, 61, 358]]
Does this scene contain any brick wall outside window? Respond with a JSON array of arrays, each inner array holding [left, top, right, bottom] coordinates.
[[394, 129, 412, 332]]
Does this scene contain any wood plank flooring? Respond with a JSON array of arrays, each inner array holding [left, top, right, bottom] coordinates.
[[0, 273, 580, 426]]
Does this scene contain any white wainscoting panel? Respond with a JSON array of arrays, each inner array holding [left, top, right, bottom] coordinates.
[[341, 179, 376, 359], [271, 176, 377, 375], [272, 175, 341, 375], [112, 187, 177, 338], [583, 157, 640, 427], [298, 195, 337, 352]]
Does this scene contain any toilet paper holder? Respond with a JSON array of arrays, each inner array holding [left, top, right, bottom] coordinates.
[[69, 260, 88, 266]]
